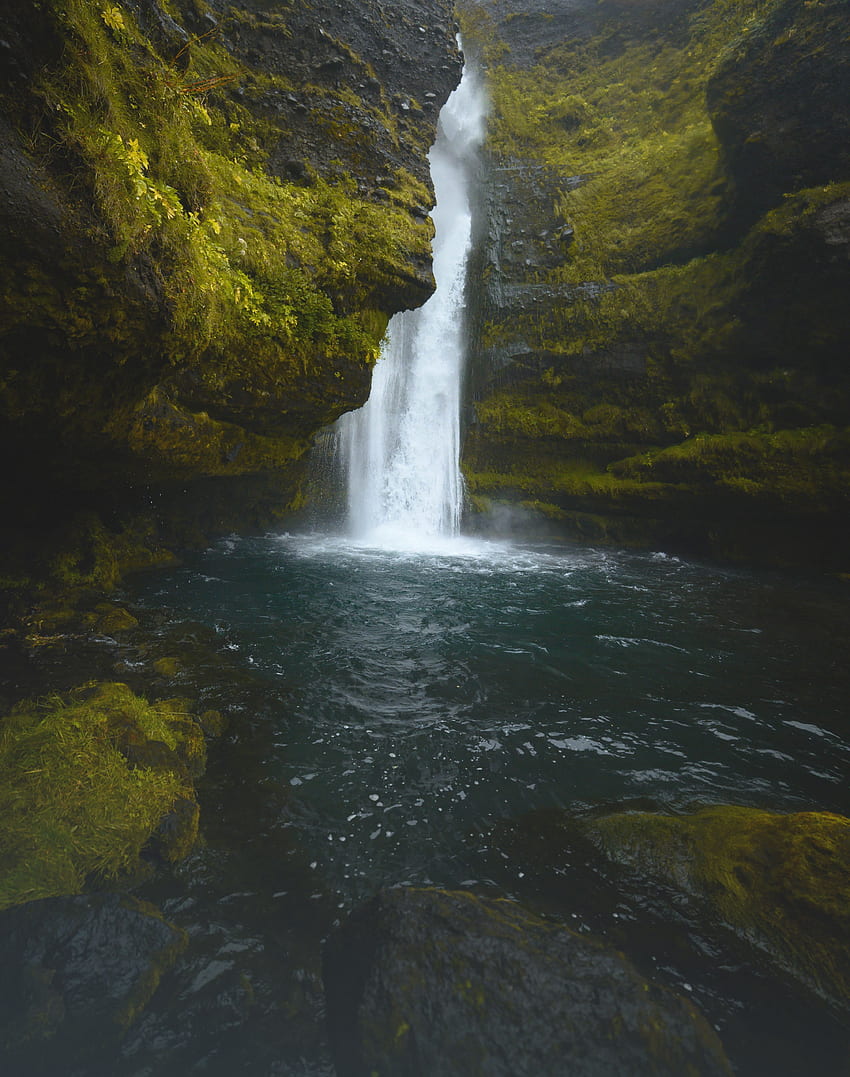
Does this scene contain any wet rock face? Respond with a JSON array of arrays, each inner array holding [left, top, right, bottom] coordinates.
[[0, 0, 462, 584], [584, 806, 850, 1018], [323, 886, 732, 1077], [707, 0, 850, 225], [459, 0, 850, 569], [0, 894, 185, 1069], [213, 0, 461, 194]]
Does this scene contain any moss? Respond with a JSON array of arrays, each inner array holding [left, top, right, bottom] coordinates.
[[586, 806, 850, 1012], [0, 682, 204, 910], [463, 173, 850, 556], [462, 0, 772, 278], [153, 656, 181, 678], [91, 604, 139, 634], [610, 425, 850, 511], [0, 0, 442, 593], [459, 0, 850, 567], [116, 386, 307, 477], [47, 513, 179, 591], [22, 0, 432, 376]]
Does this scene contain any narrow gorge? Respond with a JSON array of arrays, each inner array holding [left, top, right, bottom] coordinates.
[[1, 1, 849, 1075]]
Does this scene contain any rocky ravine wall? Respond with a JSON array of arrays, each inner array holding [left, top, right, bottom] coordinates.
[[459, 0, 850, 570], [0, 0, 461, 594], [0, 0, 461, 1045]]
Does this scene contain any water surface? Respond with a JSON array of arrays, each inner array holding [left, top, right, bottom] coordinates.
[[127, 532, 850, 1075]]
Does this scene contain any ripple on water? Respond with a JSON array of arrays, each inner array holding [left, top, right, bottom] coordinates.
[[132, 530, 850, 899]]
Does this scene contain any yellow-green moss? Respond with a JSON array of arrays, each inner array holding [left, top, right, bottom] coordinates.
[[459, 0, 850, 566], [587, 806, 850, 1011], [611, 425, 850, 509], [48, 513, 179, 591], [463, 177, 850, 538], [0, 682, 202, 910], [91, 604, 139, 634], [116, 386, 307, 477], [461, 0, 780, 279], [24, 0, 431, 383]]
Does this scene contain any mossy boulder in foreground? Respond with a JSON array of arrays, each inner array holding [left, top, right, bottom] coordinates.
[[0, 682, 206, 911], [584, 806, 850, 1015], [323, 886, 732, 1076]]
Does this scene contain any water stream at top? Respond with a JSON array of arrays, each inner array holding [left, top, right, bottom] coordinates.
[[334, 63, 487, 547]]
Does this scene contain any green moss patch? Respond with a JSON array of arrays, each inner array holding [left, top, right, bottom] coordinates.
[[586, 805, 850, 1013], [26, 0, 429, 371], [466, 0, 775, 278], [0, 682, 203, 911], [460, 0, 850, 567], [612, 425, 850, 510]]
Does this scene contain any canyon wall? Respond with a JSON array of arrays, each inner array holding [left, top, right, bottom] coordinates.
[[0, 0, 461, 592], [460, 0, 850, 569]]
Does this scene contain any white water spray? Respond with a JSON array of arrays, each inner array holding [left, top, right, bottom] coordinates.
[[336, 64, 487, 547]]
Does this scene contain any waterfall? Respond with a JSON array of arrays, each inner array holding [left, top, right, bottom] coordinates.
[[336, 64, 487, 547]]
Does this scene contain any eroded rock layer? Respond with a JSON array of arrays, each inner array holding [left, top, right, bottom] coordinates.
[[460, 0, 850, 569], [0, 0, 461, 589]]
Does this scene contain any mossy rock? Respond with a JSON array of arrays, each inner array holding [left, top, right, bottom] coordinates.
[[324, 886, 732, 1076], [460, 0, 850, 568], [153, 656, 182, 678], [0, 0, 462, 594], [584, 806, 850, 1014], [706, 0, 850, 224], [0, 682, 205, 910], [0, 892, 186, 1066], [92, 604, 139, 635]]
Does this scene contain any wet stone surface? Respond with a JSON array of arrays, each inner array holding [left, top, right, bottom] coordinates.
[[323, 886, 733, 1077]]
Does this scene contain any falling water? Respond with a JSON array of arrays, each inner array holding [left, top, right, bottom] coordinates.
[[336, 64, 487, 546]]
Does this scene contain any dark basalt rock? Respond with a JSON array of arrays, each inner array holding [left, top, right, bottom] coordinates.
[[0, 0, 463, 593], [707, 0, 850, 227], [323, 886, 732, 1077], [0, 893, 186, 1070], [209, 0, 461, 202], [459, 0, 850, 570], [122, 0, 191, 65]]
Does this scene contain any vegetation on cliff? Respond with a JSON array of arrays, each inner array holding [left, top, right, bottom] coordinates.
[[459, 0, 850, 568], [0, 12, 461, 1042], [0, 0, 459, 590]]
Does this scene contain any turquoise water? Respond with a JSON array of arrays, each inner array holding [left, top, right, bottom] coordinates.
[[123, 532, 850, 1075]]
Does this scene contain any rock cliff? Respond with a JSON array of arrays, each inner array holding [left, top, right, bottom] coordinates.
[[459, 0, 850, 569], [0, 0, 461, 592]]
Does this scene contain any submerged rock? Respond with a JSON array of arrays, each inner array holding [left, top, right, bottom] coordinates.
[[584, 805, 850, 1015], [323, 886, 731, 1077], [0, 893, 185, 1067]]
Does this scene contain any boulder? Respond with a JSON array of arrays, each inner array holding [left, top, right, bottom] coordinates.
[[0, 893, 185, 1069], [584, 805, 850, 1014], [323, 886, 731, 1076]]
